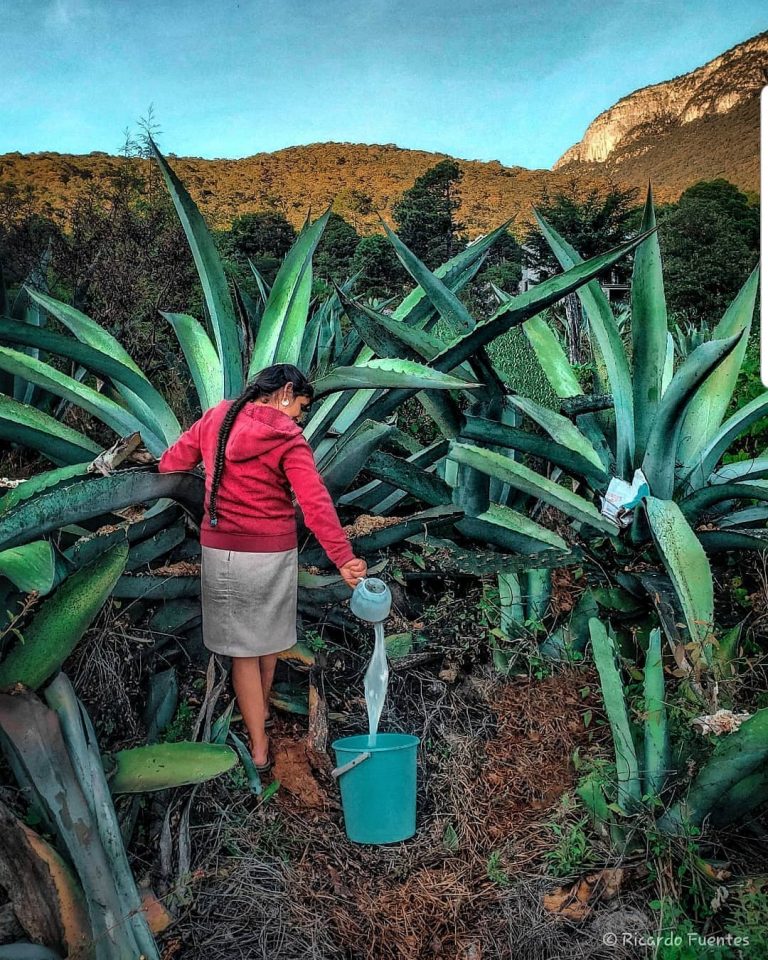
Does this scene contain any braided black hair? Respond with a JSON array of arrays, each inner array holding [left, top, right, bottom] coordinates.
[[208, 364, 314, 527]]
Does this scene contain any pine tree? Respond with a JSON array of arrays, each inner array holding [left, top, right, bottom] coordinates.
[[392, 160, 466, 269]]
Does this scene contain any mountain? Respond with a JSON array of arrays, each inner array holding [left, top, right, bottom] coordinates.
[[0, 33, 762, 239], [0, 144, 619, 237], [554, 31, 765, 194]]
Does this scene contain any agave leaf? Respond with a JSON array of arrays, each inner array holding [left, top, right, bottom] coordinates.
[[54, 528, 127, 586], [677, 266, 758, 469], [276, 258, 314, 365], [0, 541, 55, 595], [642, 334, 743, 499], [269, 688, 309, 715], [0, 801, 90, 959], [526, 567, 552, 620], [248, 260, 272, 304], [681, 393, 768, 492], [0, 686, 157, 959], [11, 291, 47, 409], [631, 186, 668, 459], [643, 627, 669, 796], [125, 520, 186, 572], [227, 729, 263, 794], [248, 209, 332, 375], [644, 497, 714, 655], [708, 764, 768, 828], [498, 571, 524, 635], [316, 419, 394, 497], [149, 139, 243, 397], [0, 346, 166, 455], [339, 439, 450, 514], [710, 458, 768, 485], [380, 221, 476, 334], [298, 299, 325, 373], [56, 502, 179, 583], [210, 701, 235, 744], [0, 394, 100, 465], [161, 312, 224, 411], [661, 332, 674, 396], [680, 482, 768, 524], [345, 282, 505, 437], [508, 396, 603, 470], [148, 599, 201, 636], [0, 468, 204, 552], [460, 414, 608, 488], [346, 448, 452, 508], [0, 310, 180, 444], [144, 668, 179, 744], [0, 542, 128, 690], [0, 942, 64, 958], [589, 618, 641, 810], [576, 772, 612, 835], [448, 442, 617, 535], [108, 741, 237, 793], [312, 358, 477, 397], [43, 674, 160, 959], [391, 221, 511, 329], [658, 708, 768, 833], [718, 505, 768, 528], [456, 502, 568, 554], [0, 464, 90, 516], [539, 589, 599, 661], [24, 290, 178, 445], [25, 290, 143, 375], [534, 212, 637, 476], [112, 575, 200, 599], [697, 529, 768, 552], [343, 292, 474, 379], [521, 312, 583, 399]]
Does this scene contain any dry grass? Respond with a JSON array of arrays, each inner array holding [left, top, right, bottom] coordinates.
[[342, 514, 402, 538]]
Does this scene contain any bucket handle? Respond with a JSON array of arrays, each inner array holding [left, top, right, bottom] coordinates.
[[331, 751, 371, 779]]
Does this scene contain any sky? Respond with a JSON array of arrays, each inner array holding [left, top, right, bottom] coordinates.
[[3, 0, 766, 169]]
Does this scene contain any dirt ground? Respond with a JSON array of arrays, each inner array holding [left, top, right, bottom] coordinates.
[[146, 666, 651, 960]]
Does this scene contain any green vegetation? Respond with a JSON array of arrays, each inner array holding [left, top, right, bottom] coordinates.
[[0, 137, 764, 957]]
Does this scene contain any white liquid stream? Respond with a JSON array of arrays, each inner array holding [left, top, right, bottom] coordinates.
[[363, 622, 389, 746]]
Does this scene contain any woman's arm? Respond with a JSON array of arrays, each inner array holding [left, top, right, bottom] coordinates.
[[282, 439, 356, 570], [157, 419, 204, 473]]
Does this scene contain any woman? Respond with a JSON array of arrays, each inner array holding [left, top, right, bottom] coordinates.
[[157, 364, 367, 775]]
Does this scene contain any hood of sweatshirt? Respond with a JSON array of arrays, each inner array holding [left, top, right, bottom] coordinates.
[[225, 402, 303, 462]]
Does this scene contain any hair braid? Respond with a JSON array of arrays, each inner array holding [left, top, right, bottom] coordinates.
[[207, 363, 314, 528]]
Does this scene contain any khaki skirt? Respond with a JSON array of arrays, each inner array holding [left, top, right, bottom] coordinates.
[[200, 545, 298, 657]]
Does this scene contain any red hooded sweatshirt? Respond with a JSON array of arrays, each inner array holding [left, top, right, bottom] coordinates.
[[157, 400, 355, 569]]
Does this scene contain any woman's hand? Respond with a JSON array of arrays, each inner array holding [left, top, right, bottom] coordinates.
[[339, 557, 367, 589]]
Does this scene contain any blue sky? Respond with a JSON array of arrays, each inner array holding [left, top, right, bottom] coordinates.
[[3, 0, 766, 168]]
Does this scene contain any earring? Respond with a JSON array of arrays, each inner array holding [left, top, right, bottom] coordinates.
[[281, 399, 290, 406]]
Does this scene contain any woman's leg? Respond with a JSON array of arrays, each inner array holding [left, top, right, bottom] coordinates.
[[231, 656, 269, 765], [259, 653, 279, 719]]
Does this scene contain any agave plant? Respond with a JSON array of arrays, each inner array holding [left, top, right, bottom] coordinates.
[[0, 674, 237, 958], [581, 616, 768, 844]]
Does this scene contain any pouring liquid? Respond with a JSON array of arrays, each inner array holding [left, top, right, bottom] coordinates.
[[363, 622, 389, 747]]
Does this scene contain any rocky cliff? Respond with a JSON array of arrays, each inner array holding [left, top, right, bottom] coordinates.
[[555, 31, 767, 168]]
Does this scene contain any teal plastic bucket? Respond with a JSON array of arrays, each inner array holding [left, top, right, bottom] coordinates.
[[332, 733, 419, 844]]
